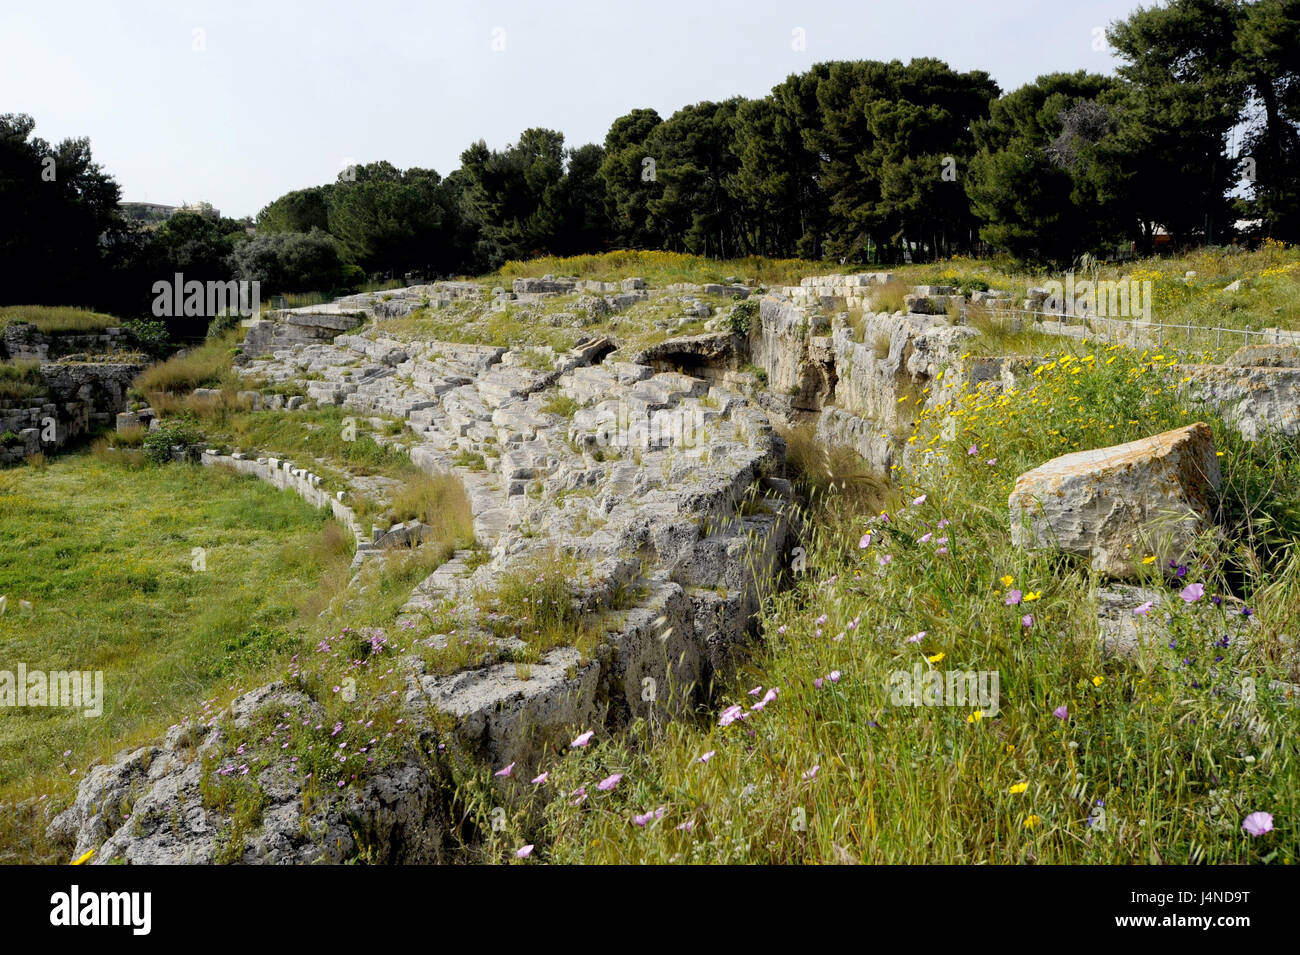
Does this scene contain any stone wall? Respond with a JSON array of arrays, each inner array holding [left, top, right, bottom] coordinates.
[[1, 323, 133, 361]]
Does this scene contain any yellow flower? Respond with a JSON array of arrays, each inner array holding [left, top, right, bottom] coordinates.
[[1024, 814, 1042, 829], [927, 652, 945, 664], [1008, 782, 1028, 794], [1142, 555, 1157, 564], [1092, 675, 1104, 687], [71, 849, 95, 865], [967, 710, 983, 723], [999, 574, 1015, 588], [1005, 743, 1015, 754], [1024, 591, 1041, 602]]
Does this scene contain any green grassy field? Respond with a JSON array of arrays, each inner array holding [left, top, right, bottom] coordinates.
[[0, 305, 122, 334], [0, 452, 354, 803]]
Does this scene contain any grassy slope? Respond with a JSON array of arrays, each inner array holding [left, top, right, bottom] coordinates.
[[0, 453, 352, 798], [0, 305, 122, 334]]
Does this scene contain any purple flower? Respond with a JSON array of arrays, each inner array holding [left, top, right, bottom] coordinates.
[[829, 670, 841, 683], [570, 730, 595, 748], [802, 765, 819, 780], [1022, 614, 1034, 628], [494, 762, 515, 778], [1242, 811, 1274, 836], [1180, 582, 1205, 604], [858, 533, 872, 549], [907, 631, 926, 644], [1053, 705, 1068, 720], [1134, 600, 1154, 616], [597, 773, 623, 791], [719, 704, 744, 727], [531, 771, 548, 784], [515, 844, 534, 859], [697, 751, 715, 763], [813, 677, 824, 689], [1005, 589, 1023, 606], [912, 494, 927, 506]]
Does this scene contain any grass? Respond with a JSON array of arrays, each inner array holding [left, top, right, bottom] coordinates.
[[456, 342, 1300, 864], [133, 327, 244, 395], [388, 472, 475, 549], [0, 361, 45, 403], [0, 451, 353, 809], [491, 249, 832, 289], [0, 305, 121, 334]]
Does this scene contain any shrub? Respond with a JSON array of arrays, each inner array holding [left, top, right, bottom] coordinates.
[[141, 413, 204, 465], [124, 318, 171, 359], [727, 298, 759, 336]]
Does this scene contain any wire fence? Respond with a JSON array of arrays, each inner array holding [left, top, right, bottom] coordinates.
[[978, 305, 1297, 355]]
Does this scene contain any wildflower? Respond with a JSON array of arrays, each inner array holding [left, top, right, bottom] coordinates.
[[747, 686, 763, 696], [829, 670, 841, 683], [515, 844, 534, 859], [1005, 589, 1023, 606], [1053, 705, 1068, 720], [1024, 815, 1041, 829], [813, 677, 823, 689], [571, 730, 595, 748], [697, 751, 715, 763], [1024, 591, 1041, 602], [1242, 811, 1274, 837], [927, 652, 945, 664], [936, 546, 949, 555], [719, 705, 744, 727], [858, 533, 872, 549], [1142, 555, 1157, 565], [802, 765, 819, 780], [1092, 675, 1104, 687], [912, 494, 927, 506], [1008, 782, 1028, 794], [907, 631, 926, 644], [999, 575, 1015, 588], [597, 773, 623, 792], [494, 762, 515, 778], [1134, 600, 1154, 616], [919, 532, 932, 543], [967, 444, 978, 456], [1241, 606, 1253, 618], [531, 772, 548, 784], [1022, 614, 1034, 628], [967, 710, 983, 723], [878, 554, 892, 567], [1180, 582, 1205, 603], [675, 819, 695, 832]]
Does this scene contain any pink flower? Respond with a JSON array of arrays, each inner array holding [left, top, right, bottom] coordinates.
[[494, 762, 515, 778], [878, 554, 892, 567], [515, 844, 534, 859], [1005, 589, 1023, 606], [1180, 582, 1205, 604], [986, 458, 997, 466], [697, 751, 715, 763], [719, 704, 744, 727], [1053, 705, 1068, 720], [802, 765, 819, 780], [813, 677, 824, 689], [1022, 614, 1034, 628], [858, 533, 872, 549], [675, 819, 695, 832], [936, 546, 949, 555], [1242, 811, 1274, 836], [570, 730, 595, 748], [829, 670, 841, 683], [531, 771, 548, 784], [597, 773, 623, 791], [912, 494, 927, 506], [747, 685, 763, 696], [919, 532, 932, 543], [1134, 600, 1154, 616], [907, 631, 926, 643], [967, 444, 978, 456], [938, 519, 950, 529]]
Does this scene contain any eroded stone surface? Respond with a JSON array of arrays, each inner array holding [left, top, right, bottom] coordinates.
[[1008, 423, 1221, 578]]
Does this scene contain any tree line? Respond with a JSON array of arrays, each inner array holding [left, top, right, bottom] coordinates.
[[1, 0, 1296, 337]]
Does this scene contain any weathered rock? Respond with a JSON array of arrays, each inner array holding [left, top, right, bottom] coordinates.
[[1009, 423, 1222, 578]]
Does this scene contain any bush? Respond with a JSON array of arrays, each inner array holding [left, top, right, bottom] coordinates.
[[727, 298, 759, 336], [124, 318, 171, 358], [141, 413, 204, 465]]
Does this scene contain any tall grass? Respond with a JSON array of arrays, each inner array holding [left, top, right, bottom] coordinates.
[[133, 327, 243, 395], [0, 305, 121, 334]]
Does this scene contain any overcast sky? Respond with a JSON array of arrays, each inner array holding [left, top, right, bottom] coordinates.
[[3, 0, 1150, 218]]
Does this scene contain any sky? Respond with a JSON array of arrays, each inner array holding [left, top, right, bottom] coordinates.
[[2, 0, 1151, 219]]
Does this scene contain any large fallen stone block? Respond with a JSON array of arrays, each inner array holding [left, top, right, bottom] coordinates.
[[1009, 423, 1221, 578]]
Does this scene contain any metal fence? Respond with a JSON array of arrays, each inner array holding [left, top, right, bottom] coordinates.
[[979, 305, 1293, 353]]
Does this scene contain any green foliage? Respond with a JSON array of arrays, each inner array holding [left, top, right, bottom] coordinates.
[[124, 318, 170, 358], [141, 413, 204, 465], [726, 298, 758, 336]]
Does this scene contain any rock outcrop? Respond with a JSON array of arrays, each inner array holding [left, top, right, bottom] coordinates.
[[1008, 423, 1222, 578]]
